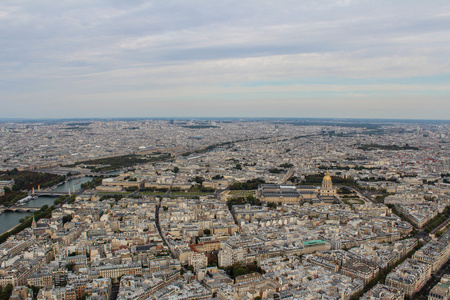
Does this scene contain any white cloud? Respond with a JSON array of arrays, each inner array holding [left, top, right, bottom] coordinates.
[[0, 0, 449, 118]]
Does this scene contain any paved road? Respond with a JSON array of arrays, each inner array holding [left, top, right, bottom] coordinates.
[[62, 188, 85, 204], [130, 188, 141, 197], [109, 282, 120, 300], [154, 175, 177, 258], [349, 185, 448, 300], [214, 187, 229, 200], [154, 200, 176, 259], [163, 173, 177, 198], [430, 217, 450, 236], [415, 258, 450, 299], [349, 187, 372, 204]]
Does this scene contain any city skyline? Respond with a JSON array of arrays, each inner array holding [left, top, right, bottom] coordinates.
[[0, 118, 449, 299], [1, 1, 449, 119]]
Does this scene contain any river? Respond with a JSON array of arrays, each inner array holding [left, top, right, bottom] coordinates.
[[0, 176, 93, 235]]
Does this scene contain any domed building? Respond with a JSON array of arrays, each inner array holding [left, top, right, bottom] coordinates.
[[319, 171, 337, 196]]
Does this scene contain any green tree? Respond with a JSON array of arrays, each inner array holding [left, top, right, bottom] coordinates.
[[66, 262, 75, 272], [80, 293, 89, 300], [29, 285, 40, 298], [186, 265, 195, 272], [193, 176, 205, 184], [279, 163, 293, 168], [62, 215, 73, 224], [234, 267, 246, 277], [267, 202, 277, 209], [1, 283, 13, 300], [246, 194, 256, 202]]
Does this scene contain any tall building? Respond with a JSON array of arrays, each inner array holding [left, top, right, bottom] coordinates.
[[319, 171, 337, 196], [188, 253, 208, 271], [218, 247, 246, 267]]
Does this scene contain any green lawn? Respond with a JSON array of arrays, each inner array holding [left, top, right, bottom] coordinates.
[[140, 192, 167, 196], [171, 192, 212, 196], [97, 191, 131, 195], [228, 190, 256, 196]]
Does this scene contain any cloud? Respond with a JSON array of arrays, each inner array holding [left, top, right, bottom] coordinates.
[[0, 0, 449, 119]]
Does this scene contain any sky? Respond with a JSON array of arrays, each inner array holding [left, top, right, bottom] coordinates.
[[1, 1, 449, 119]]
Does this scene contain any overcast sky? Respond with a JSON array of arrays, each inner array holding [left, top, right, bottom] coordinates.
[[1, 1, 449, 119]]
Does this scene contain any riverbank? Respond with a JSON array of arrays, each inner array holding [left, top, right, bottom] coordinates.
[[0, 205, 53, 244], [0, 176, 93, 235], [0, 170, 66, 206]]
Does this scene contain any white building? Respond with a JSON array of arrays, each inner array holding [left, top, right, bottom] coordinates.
[[188, 253, 208, 271], [218, 247, 246, 267]]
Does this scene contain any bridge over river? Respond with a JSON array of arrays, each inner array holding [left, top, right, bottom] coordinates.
[[31, 191, 69, 197], [0, 207, 41, 213]]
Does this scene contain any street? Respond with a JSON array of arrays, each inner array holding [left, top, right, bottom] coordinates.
[[414, 258, 450, 299]]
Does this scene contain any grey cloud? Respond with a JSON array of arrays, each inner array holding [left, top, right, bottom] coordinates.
[[0, 0, 449, 118]]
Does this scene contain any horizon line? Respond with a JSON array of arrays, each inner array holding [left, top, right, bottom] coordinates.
[[0, 117, 449, 123]]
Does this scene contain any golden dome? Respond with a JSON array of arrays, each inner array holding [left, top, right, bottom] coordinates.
[[323, 170, 332, 181], [322, 170, 333, 190]]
